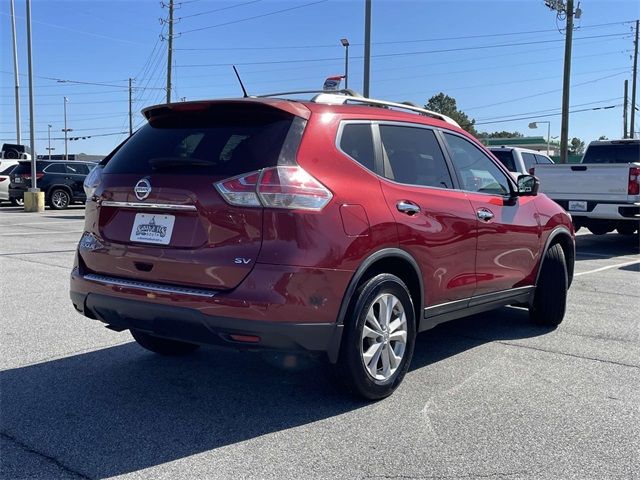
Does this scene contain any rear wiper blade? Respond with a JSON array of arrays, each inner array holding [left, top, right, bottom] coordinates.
[[148, 157, 216, 169]]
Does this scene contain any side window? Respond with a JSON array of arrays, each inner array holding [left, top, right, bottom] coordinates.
[[44, 163, 66, 174], [535, 154, 553, 164], [66, 163, 89, 175], [339, 123, 375, 172], [521, 152, 537, 173], [379, 125, 453, 189], [443, 133, 510, 195]]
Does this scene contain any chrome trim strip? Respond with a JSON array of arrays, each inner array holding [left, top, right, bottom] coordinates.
[[100, 200, 197, 211], [83, 273, 217, 298], [424, 285, 535, 318]]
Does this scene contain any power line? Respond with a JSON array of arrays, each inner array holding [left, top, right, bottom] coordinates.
[[475, 104, 621, 125], [179, 0, 263, 20], [175, 19, 638, 51], [466, 71, 628, 111], [475, 98, 622, 122], [178, 0, 329, 34], [174, 32, 630, 68]]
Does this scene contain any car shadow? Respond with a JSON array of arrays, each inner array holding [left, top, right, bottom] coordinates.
[[0, 307, 548, 479], [575, 232, 639, 260]]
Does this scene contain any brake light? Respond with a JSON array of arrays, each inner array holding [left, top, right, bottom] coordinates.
[[83, 165, 104, 198], [23, 173, 44, 180], [0, 178, 6, 183], [629, 167, 640, 195], [215, 166, 333, 211]]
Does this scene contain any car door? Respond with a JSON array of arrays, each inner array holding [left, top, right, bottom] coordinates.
[[65, 162, 89, 199], [442, 132, 542, 296], [376, 123, 478, 307]]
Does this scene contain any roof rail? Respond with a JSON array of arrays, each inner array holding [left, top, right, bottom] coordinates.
[[310, 93, 460, 127]]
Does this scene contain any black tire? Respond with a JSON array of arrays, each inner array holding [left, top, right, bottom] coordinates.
[[529, 243, 568, 327], [332, 273, 416, 400], [616, 223, 638, 235], [49, 188, 71, 210], [10, 197, 24, 207], [130, 329, 200, 356]]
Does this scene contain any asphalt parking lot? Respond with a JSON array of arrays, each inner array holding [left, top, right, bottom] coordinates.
[[0, 206, 638, 480]]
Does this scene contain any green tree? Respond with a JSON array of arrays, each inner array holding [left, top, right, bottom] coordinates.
[[477, 130, 524, 139], [570, 137, 585, 154], [598, 135, 608, 140], [425, 93, 477, 136]]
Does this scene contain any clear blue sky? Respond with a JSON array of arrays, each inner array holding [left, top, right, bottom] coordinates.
[[1, 0, 638, 155]]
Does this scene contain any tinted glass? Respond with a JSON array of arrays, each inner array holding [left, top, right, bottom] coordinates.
[[535, 154, 553, 164], [339, 123, 375, 171], [66, 163, 90, 174], [582, 143, 640, 163], [0, 164, 17, 175], [379, 125, 453, 188], [444, 133, 510, 195], [103, 104, 301, 176], [13, 162, 46, 174], [490, 150, 517, 172], [45, 163, 66, 174], [521, 152, 537, 172]]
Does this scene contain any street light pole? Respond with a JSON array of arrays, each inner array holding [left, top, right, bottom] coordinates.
[[340, 38, 350, 89], [25, 0, 37, 189], [48, 124, 51, 160]]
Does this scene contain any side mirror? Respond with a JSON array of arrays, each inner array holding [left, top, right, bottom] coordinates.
[[516, 174, 539, 196]]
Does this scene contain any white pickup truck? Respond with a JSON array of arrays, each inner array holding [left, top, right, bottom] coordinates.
[[533, 139, 639, 235]]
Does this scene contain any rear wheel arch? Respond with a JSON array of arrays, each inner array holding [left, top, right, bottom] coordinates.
[[537, 227, 575, 287], [337, 248, 424, 328]]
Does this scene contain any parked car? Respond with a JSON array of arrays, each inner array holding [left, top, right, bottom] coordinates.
[[1, 143, 31, 160], [489, 146, 554, 176], [534, 139, 640, 235], [70, 93, 575, 399], [9, 160, 97, 209], [0, 160, 20, 205]]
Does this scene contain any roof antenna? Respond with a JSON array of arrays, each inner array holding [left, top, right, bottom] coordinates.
[[232, 65, 249, 98]]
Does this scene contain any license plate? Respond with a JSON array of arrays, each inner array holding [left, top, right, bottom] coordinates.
[[568, 201, 587, 212], [130, 213, 175, 245], [14, 177, 22, 184]]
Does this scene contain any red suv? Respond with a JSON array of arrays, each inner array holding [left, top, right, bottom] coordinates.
[[70, 93, 575, 399]]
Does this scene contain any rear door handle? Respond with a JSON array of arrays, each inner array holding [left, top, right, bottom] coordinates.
[[477, 208, 494, 221], [396, 200, 420, 215]]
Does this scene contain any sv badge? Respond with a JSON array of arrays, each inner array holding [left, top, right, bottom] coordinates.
[[234, 258, 252, 264]]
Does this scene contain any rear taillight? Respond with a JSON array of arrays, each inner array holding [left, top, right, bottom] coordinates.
[[629, 167, 640, 195], [23, 173, 44, 180], [0, 178, 6, 183], [83, 165, 103, 198], [215, 166, 333, 211]]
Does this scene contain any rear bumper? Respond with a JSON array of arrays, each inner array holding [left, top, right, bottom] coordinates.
[[71, 291, 343, 360], [556, 200, 640, 221], [70, 259, 353, 361], [8, 188, 25, 199]]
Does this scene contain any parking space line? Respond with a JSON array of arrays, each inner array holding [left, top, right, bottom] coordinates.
[[575, 260, 640, 277], [0, 249, 76, 256], [0, 230, 83, 236]]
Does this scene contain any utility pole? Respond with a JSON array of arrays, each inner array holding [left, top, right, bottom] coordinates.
[[128, 78, 133, 136], [363, 0, 371, 97], [47, 124, 53, 160], [26, 0, 36, 188], [166, 0, 174, 103], [630, 19, 638, 139], [559, 0, 574, 164], [623, 79, 629, 139], [10, 0, 21, 145], [63, 97, 70, 160]]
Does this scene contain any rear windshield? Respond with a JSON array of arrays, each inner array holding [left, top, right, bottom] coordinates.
[[13, 161, 47, 174], [103, 104, 305, 176], [490, 150, 517, 172], [582, 143, 640, 164]]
